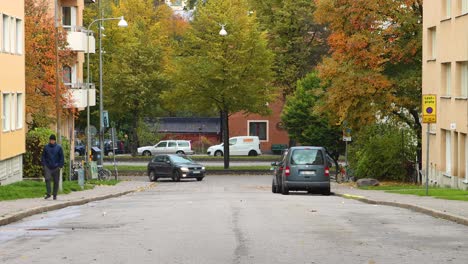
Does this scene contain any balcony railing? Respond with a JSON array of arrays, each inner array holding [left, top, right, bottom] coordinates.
[[64, 83, 96, 109], [65, 26, 95, 53]]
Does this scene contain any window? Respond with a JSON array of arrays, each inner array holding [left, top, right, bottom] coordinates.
[[177, 141, 190, 147], [3, 14, 10, 52], [63, 65, 72, 83], [291, 149, 324, 165], [168, 141, 177, 147], [248, 121, 268, 141], [445, 0, 452, 18], [62, 6, 77, 30], [229, 138, 237, 145], [443, 63, 452, 96], [2, 93, 11, 131], [16, 93, 23, 129], [156, 142, 167, 148], [16, 19, 22, 54], [461, 0, 468, 14], [428, 27, 437, 60], [446, 130, 452, 175], [459, 62, 468, 97]]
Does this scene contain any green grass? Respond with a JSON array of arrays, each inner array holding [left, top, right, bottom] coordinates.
[[79, 154, 280, 162], [104, 165, 271, 171], [359, 184, 468, 201], [0, 179, 120, 201]]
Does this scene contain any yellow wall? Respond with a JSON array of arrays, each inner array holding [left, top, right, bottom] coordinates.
[[0, 1, 25, 161], [423, 0, 468, 189]]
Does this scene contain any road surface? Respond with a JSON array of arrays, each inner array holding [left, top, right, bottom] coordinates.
[[104, 161, 273, 167], [1, 176, 467, 264]]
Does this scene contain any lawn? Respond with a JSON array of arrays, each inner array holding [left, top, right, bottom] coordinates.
[[0, 180, 120, 201], [104, 165, 271, 171], [359, 184, 468, 201], [77, 154, 281, 162]]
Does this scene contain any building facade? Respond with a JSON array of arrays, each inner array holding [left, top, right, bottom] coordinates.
[[229, 99, 289, 154], [423, 0, 468, 189], [0, 1, 25, 185]]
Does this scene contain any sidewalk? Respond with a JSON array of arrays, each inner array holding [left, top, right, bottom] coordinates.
[[332, 183, 468, 226], [0, 181, 154, 226]]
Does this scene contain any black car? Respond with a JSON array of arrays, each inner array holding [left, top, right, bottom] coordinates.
[[147, 154, 206, 182], [75, 144, 86, 156]]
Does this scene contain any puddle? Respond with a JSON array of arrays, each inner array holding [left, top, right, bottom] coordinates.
[[0, 206, 81, 243]]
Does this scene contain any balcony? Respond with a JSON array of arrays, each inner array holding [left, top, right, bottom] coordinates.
[[65, 26, 95, 53], [64, 83, 96, 109]]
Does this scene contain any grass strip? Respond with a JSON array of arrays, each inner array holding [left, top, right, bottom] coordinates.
[[0, 180, 120, 201], [359, 184, 468, 201]]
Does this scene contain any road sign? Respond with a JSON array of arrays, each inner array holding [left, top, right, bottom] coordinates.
[[343, 127, 352, 142], [422, 94, 437, 123]]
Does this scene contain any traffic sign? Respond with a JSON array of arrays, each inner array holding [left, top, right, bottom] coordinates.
[[343, 127, 352, 142], [103, 110, 110, 128], [422, 94, 437, 123]]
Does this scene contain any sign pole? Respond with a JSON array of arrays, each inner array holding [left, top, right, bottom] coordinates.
[[425, 123, 430, 196]]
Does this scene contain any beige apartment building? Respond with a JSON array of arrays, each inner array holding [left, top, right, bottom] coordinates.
[[423, 0, 468, 189], [0, 1, 25, 185]]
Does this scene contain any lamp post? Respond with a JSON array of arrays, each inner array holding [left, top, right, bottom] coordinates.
[[86, 16, 128, 177]]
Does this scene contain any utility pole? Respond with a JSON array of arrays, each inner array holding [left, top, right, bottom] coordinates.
[[54, 0, 63, 191], [99, 0, 105, 167]]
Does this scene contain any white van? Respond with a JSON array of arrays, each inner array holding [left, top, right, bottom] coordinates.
[[206, 136, 262, 156]]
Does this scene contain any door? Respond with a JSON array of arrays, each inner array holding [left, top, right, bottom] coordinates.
[[161, 156, 173, 176], [153, 141, 168, 155], [229, 138, 240, 155], [166, 141, 177, 154], [152, 155, 165, 176]]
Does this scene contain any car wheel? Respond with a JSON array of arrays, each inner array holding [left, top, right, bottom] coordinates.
[[281, 182, 289, 195], [272, 179, 278, 193], [321, 186, 331, 196], [108, 151, 114, 157], [248, 150, 258, 157], [176, 151, 185, 155], [74, 151, 81, 157], [172, 170, 181, 182], [214, 151, 223, 157], [143, 150, 151, 156], [148, 170, 157, 182], [196, 177, 204, 181]]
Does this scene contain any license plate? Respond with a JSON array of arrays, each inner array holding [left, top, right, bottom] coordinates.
[[193, 171, 201, 174], [301, 171, 315, 175]]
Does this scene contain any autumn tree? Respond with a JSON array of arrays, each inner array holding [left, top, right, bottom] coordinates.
[[25, 0, 75, 129], [315, 0, 423, 164], [163, 0, 275, 168], [249, 0, 328, 95]]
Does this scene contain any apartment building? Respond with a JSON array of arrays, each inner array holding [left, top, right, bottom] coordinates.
[[423, 0, 468, 189], [0, 1, 25, 185]]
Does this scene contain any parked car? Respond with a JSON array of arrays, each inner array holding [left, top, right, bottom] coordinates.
[[271, 146, 331, 195], [147, 154, 205, 182], [137, 140, 194, 156], [74, 144, 86, 156], [104, 140, 126, 156], [206, 136, 261, 156]]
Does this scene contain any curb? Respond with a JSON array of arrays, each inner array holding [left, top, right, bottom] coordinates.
[[0, 183, 156, 227], [335, 192, 468, 226]]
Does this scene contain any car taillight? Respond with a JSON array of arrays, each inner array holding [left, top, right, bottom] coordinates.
[[325, 167, 330, 177], [285, 166, 290, 177]]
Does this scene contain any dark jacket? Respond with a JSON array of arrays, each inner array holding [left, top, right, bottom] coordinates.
[[41, 143, 64, 170]]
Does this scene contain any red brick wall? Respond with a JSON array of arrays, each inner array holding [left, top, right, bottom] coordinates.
[[229, 99, 290, 153]]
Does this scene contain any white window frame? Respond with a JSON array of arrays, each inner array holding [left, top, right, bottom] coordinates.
[[462, 0, 468, 14], [446, 0, 452, 18], [2, 93, 11, 132], [247, 120, 269, 142], [16, 93, 23, 129], [429, 27, 437, 60], [446, 130, 452, 175], [3, 14, 10, 53], [15, 18, 22, 55], [10, 17, 14, 54], [62, 6, 77, 31]]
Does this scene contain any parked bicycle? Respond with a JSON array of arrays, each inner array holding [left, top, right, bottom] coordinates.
[[97, 165, 112, 180], [336, 165, 354, 183]]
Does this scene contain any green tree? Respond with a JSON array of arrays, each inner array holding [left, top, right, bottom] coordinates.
[[281, 72, 343, 163], [249, 0, 328, 95], [163, 0, 275, 168]]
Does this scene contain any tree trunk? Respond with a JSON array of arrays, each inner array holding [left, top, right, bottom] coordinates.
[[130, 117, 139, 157], [222, 110, 230, 169]]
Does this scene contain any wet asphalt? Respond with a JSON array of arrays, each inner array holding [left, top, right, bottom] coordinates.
[[0, 175, 467, 264]]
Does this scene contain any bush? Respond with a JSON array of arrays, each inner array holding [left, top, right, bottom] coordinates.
[[23, 127, 70, 180], [349, 123, 417, 181]]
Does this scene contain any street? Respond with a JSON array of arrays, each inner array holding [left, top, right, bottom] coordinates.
[[1, 176, 467, 264]]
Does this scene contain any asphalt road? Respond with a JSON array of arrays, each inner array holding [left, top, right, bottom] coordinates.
[[1, 176, 467, 264], [104, 161, 273, 167]]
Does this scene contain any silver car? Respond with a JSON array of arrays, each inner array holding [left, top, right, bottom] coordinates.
[[137, 140, 194, 156]]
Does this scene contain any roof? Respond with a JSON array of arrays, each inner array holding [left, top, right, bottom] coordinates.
[[146, 117, 220, 134]]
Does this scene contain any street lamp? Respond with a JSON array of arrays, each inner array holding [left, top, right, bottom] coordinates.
[[86, 16, 127, 177]]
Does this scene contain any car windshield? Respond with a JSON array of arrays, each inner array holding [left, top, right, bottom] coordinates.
[[169, 155, 194, 164], [291, 149, 324, 165]]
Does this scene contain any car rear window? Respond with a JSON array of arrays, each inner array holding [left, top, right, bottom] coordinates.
[[290, 149, 324, 165], [178, 141, 190, 147]]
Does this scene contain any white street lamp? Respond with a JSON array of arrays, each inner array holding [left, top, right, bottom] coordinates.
[[86, 16, 128, 177], [219, 24, 228, 36]]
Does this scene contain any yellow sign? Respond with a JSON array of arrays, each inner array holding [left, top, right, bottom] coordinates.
[[422, 94, 437, 123]]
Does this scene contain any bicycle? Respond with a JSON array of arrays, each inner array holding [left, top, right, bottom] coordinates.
[[336, 165, 354, 183], [97, 166, 112, 180]]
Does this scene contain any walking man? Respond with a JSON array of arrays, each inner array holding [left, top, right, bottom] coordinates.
[[41, 134, 64, 200]]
